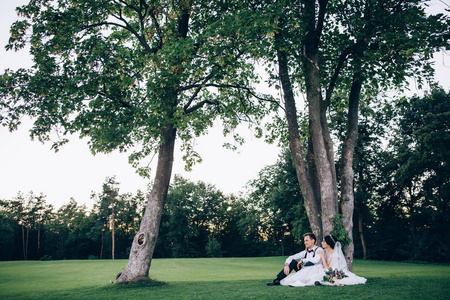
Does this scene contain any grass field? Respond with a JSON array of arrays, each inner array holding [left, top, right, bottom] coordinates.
[[0, 257, 449, 299]]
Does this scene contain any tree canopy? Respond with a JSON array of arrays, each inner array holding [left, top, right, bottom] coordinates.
[[1, 0, 275, 282], [243, 0, 448, 269], [1, 0, 272, 169]]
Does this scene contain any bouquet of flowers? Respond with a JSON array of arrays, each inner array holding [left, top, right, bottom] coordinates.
[[323, 268, 348, 283]]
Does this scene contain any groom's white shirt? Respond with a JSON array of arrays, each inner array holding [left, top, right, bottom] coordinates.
[[285, 245, 323, 265]]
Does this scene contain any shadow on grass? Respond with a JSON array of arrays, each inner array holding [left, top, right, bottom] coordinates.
[[2, 259, 449, 299], [6, 277, 450, 300]]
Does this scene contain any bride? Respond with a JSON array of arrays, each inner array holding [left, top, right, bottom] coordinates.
[[280, 235, 366, 287], [317, 235, 367, 286]]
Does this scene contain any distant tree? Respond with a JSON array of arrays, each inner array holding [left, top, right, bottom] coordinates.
[[52, 198, 89, 259], [0, 192, 54, 260], [95, 176, 119, 259], [114, 191, 146, 258], [2, 194, 28, 260], [0, 208, 17, 260], [31, 194, 54, 257], [159, 175, 227, 257], [247, 149, 308, 256], [373, 88, 450, 262]]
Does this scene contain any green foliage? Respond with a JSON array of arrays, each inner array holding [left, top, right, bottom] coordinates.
[[1, 0, 273, 175], [39, 254, 53, 261], [330, 214, 352, 247], [246, 149, 309, 253], [0, 192, 54, 260], [360, 88, 450, 262], [0, 179, 148, 261], [156, 175, 282, 258], [0, 210, 16, 260], [157, 176, 226, 257], [205, 237, 223, 257]]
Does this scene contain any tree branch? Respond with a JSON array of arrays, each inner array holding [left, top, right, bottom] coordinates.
[[81, 2, 159, 55], [184, 99, 219, 114], [184, 83, 281, 114], [315, 0, 329, 47], [182, 71, 217, 111], [324, 45, 353, 105]]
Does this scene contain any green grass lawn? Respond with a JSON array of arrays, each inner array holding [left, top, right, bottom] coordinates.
[[0, 257, 448, 299]]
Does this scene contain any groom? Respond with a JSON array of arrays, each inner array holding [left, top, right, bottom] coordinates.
[[266, 232, 323, 286]]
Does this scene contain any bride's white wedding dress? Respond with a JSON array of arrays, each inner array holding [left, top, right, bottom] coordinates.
[[321, 242, 366, 286], [280, 242, 366, 287], [280, 259, 324, 287]]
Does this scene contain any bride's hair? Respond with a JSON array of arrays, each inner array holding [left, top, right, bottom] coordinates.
[[324, 235, 338, 249]]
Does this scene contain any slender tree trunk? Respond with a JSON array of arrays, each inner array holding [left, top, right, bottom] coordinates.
[[100, 229, 104, 259], [339, 71, 363, 270], [358, 210, 367, 260], [25, 226, 29, 260], [114, 123, 176, 283], [111, 198, 115, 260], [37, 223, 41, 256], [357, 169, 368, 260], [275, 34, 322, 238], [22, 225, 26, 260]]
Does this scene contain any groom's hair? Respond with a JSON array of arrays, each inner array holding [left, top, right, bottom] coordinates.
[[303, 232, 316, 242]]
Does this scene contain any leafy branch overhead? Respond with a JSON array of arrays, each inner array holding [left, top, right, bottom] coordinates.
[[0, 0, 275, 173]]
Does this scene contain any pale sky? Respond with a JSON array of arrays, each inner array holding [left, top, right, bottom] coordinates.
[[0, 0, 282, 209], [1, 0, 449, 210]]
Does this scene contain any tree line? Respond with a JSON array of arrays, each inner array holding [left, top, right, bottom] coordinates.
[[1, 88, 448, 263]]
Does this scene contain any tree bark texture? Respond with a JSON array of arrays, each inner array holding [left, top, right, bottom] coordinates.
[[303, 0, 337, 236], [339, 71, 362, 270], [114, 123, 176, 283], [276, 36, 323, 239], [306, 138, 323, 242]]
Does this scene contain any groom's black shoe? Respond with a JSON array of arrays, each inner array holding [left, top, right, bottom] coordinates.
[[266, 279, 281, 286]]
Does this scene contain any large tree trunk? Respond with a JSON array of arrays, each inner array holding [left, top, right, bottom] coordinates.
[[339, 71, 362, 271], [114, 123, 176, 283], [275, 34, 322, 239], [306, 138, 323, 242], [303, 0, 337, 235]]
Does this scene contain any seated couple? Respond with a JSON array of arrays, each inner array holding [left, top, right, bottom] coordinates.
[[266, 233, 366, 287]]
